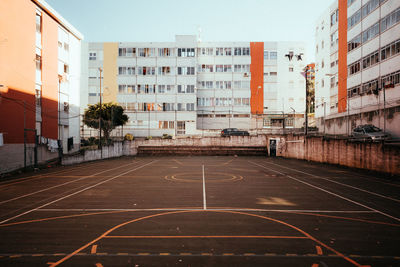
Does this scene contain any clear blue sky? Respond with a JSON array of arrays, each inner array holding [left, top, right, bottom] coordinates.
[[45, 0, 334, 62]]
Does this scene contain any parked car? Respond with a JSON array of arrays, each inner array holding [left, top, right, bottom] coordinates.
[[221, 128, 250, 137], [351, 124, 390, 141]]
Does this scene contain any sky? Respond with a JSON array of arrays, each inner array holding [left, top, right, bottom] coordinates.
[[45, 0, 334, 62]]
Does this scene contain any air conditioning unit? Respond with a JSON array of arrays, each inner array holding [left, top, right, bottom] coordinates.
[[243, 72, 249, 77], [63, 102, 69, 112]]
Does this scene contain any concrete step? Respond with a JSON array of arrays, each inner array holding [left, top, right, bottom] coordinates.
[[137, 146, 268, 156]]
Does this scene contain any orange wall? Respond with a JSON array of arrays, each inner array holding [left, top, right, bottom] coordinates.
[[0, 0, 36, 144], [250, 42, 264, 114], [41, 12, 59, 140], [338, 0, 348, 113], [0, 0, 59, 143]]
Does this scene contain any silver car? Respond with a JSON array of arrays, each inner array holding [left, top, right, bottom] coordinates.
[[351, 124, 390, 141]]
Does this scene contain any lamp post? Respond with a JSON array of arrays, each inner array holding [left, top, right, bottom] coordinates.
[[290, 107, 295, 129], [98, 67, 102, 159], [304, 66, 309, 135]]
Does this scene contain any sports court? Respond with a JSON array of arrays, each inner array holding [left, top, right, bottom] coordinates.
[[0, 156, 399, 266]]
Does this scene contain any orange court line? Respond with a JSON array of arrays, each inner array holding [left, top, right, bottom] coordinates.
[[49, 210, 366, 267], [282, 211, 400, 227], [0, 161, 108, 188], [227, 211, 365, 267], [48, 211, 191, 267], [104, 235, 308, 239], [316, 246, 323, 255], [0, 210, 131, 227]]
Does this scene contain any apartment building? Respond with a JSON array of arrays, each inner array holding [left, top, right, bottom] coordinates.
[[81, 36, 307, 137], [315, 0, 400, 136], [0, 0, 83, 173]]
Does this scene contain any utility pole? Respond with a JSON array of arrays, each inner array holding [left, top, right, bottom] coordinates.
[[304, 66, 309, 135], [99, 67, 102, 159]]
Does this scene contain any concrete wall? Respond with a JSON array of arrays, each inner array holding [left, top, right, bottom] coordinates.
[[62, 142, 123, 165], [0, 143, 59, 173], [61, 134, 399, 176], [123, 135, 268, 156], [280, 134, 400, 175], [61, 135, 268, 165]]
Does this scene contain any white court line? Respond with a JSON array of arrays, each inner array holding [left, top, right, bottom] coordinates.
[[0, 161, 156, 225], [37, 208, 376, 213], [250, 161, 400, 222], [202, 165, 207, 210], [266, 161, 400, 203], [0, 161, 143, 206], [0, 160, 114, 187]]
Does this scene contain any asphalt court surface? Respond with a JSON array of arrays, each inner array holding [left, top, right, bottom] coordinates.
[[0, 156, 399, 266]]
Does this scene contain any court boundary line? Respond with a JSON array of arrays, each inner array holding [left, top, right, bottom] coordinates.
[[37, 208, 376, 213], [249, 161, 400, 222], [2, 208, 398, 228], [202, 165, 207, 210], [48, 210, 365, 267], [0, 160, 144, 206], [0, 160, 156, 225], [265, 161, 400, 203], [0, 159, 128, 188]]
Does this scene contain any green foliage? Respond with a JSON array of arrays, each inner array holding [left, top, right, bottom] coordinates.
[[124, 133, 134, 141], [83, 102, 128, 140]]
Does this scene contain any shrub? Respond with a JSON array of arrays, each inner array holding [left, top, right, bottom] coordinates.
[[124, 133, 134, 141]]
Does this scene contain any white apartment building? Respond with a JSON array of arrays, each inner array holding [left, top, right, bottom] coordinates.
[[315, 0, 400, 137], [81, 36, 307, 137]]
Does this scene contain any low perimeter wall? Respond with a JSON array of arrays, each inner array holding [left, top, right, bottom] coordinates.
[[61, 135, 400, 176], [62, 136, 267, 165], [279, 135, 400, 176]]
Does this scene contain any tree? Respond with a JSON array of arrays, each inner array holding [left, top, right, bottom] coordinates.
[[83, 102, 128, 140]]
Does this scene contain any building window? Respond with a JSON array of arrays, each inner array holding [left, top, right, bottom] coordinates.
[[362, 0, 380, 19], [264, 50, 268, 59], [177, 67, 195, 75], [158, 48, 173, 57], [362, 22, 379, 43], [64, 64, 69, 74], [330, 31, 338, 47], [348, 0, 356, 7], [381, 7, 400, 32], [35, 54, 42, 71], [289, 67, 294, 72], [158, 66, 171, 75], [35, 13, 41, 33], [138, 48, 155, 57], [348, 34, 361, 52], [331, 9, 338, 26], [178, 48, 195, 57], [35, 85, 41, 106], [348, 9, 361, 29], [269, 51, 277, 60], [89, 52, 97, 60], [118, 67, 126, 75]]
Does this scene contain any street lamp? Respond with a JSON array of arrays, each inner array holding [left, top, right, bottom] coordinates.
[[303, 65, 310, 135], [290, 107, 295, 129], [98, 67, 103, 158]]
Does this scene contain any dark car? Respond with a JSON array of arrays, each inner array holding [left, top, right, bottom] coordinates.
[[351, 124, 390, 141], [221, 128, 250, 137]]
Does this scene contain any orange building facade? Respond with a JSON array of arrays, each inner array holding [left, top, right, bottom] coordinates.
[[0, 0, 83, 173]]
